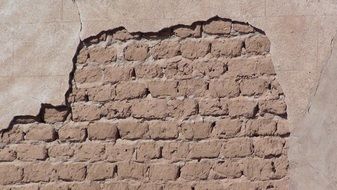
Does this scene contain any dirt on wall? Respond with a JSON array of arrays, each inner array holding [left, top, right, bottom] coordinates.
[[0, 17, 289, 190]]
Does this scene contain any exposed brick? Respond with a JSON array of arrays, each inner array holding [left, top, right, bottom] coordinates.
[[168, 99, 198, 119], [103, 66, 134, 84], [113, 29, 134, 41], [124, 42, 149, 61], [87, 122, 118, 140], [0, 147, 16, 161], [102, 181, 133, 190], [148, 121, 179, 139], [69, 182, 101, 190], [240, 78, 269, 96], [23, 162, 55, 182], [11, 184, 39, 190], [115, 82, 147, 100], [194, 181, 225, 190], [276, 120, 290, 136], [180, 161, 212, 180], [74, 66, 103, 84], [188, 141, 221, 159], [245, 35, 270, 54], [132, 99, 169, 119], [203, 19, 231, 34], [246, 118, 277, 136], [25, 124, 56, 142], [118, 162, 147, 180], [69, 87, 87, 103], [73, 142, 105, 162], [213, 160, 243, 179], [76, 48, 89, 64], [164, 182, 193, 190], [209, 79, 240, 98], [104, 101, 132, 119], [86, 85, 115, 102], [43, 107, 68, 123], [48, 144, 74, 160], [138, 183, 163, 190], [233, 22, 254, 33], [40, 183, 69, 190], [256, 56, 276, 75], [211, 39, 243, 57], [57, 163, 86, 181], [106, 142, 135, 162], [254, 137, 285, 157], [152, 40, 180, 59], [259, 99, 287, 116], [243, 158, 274, 180], [4, 17, 289, 188], [117, 120, 149, 140], [0, 127, 24, 144], [58, 125, 86, 142], [228, 99, 258, 118], [181, 121, 213, 140], [72, 103, 103, 122], [87, 46, 117, 63], [193, 59, 227, 78], [87, 162, 115, 181], [174, 25, 201, 38], [136, 142, 161, 161], [162, 142, 189, 161], [212, 119, 241, 138], [16, 144, 47, 161], [0, 164, 22, 185], [180, 40, 210, 59], [227, 57, 258, 77], [273, 156, 289, 179], [148, 80, 178, 97], [149, 164, 179, 181], [135, 64, 163, 78], [177, 79, 207, 97], [199, 99, 228, 116], [164, 58, 194, 79], [221, 138, 252, 158]]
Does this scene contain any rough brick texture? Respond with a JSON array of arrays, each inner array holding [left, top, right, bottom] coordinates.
[[0, 17, 289, 189]]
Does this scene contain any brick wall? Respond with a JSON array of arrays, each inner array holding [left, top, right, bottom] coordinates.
[[0, 17, 289, 190]]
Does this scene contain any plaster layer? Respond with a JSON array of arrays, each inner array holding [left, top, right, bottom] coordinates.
[[1, 0, 337, 189]]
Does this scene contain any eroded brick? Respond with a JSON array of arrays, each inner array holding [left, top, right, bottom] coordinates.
[[181, 121, 213, 140], [203, 19, 231, 34], [117, 120, 149, 140], [0, 164, 22, 185], [149, 164, 179, 181], [25, 124, 56, 142], [124, 42, 149, 61], [211, 39, 243, 57], [87, 122, 118, 140], [152, 40, 180, 59], [57, 163, 86, 181], [87, 162, 115, 181], [118, 162, 147, 180], [148, 121, 179, 140], [180, 40, 210, 59], [180, 161, 212, 180]]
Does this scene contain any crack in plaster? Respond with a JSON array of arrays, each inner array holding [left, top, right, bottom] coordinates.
[[307, 31, 336, 113], [73, 0, 83, 41]]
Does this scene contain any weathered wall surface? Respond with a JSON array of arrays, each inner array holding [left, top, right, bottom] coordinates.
[[0, 18, 290, 189], [1, 0, 337, 189]]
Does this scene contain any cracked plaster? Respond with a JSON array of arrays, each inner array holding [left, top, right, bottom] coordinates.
[[1, 0, 337, 189]]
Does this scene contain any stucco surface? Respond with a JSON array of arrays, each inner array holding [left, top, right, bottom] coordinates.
[[1, 0, 337, 189]]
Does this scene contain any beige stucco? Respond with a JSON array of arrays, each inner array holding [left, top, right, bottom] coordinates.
[[1, 0, 337, 189]]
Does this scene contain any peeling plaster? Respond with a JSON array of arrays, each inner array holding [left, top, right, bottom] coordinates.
[[1, 0, 337, 189]]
